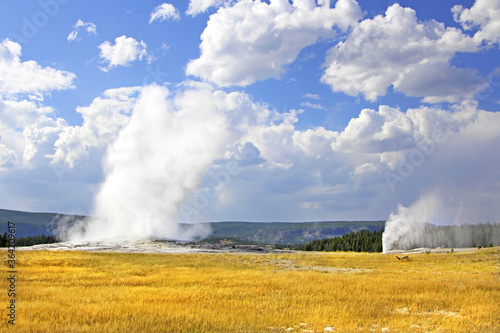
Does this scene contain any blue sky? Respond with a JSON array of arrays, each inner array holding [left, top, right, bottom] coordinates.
[[1, 0, 499, 231]]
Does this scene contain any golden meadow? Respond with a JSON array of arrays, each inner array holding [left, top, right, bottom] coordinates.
[[1, 248, 499, 332]]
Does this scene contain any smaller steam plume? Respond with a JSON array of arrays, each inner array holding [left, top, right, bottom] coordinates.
[[63, 85, 228, 241], [383, 189, 500, 253]]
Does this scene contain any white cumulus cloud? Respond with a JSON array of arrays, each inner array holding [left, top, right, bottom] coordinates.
[[186, 0, 229, 16], [452, 0, 500, 46], [186, 0, 363, 87], [149, 3, 180, 23], [49, 87, 141, 168], [321, 4, 485, 103], [331, 105, 415, 154], [98, 36, 149, 71], [67, 19, 97, 42], [0, 99, 56, 168], [0, 39, 75, 99]]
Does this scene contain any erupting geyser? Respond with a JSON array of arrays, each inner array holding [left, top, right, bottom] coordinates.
[[64, 85, 229, 241], [383, 190, 500, 253]]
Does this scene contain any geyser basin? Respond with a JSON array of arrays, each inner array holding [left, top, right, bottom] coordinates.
[[22, 237, 276, 254]]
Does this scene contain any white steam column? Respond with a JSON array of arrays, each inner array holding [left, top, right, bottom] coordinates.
[[68, 85, 228, 241]]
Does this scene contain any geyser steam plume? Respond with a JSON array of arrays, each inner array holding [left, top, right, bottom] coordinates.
[[383, 189, 500, 253], [67, 85, 228, 241]]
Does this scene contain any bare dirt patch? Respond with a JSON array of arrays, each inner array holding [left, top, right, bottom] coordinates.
[[250, 258, 372, 273]]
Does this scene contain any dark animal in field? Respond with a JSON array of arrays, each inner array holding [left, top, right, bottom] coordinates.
[[396, 255, 409, 260]]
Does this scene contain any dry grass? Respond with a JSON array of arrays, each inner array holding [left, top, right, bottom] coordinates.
[[1, 248, 499, 332]]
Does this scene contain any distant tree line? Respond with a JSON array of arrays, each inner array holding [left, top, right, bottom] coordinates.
[[295, 229, 383, 252], [0, 233, 60, 247]]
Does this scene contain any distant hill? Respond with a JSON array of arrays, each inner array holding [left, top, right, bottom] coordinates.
[[201, 221, 385, 245], [0, 209, 87, 238], [0, 208, 385, 244]]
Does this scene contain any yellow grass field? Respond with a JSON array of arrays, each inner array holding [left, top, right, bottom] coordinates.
[[1, 248, 499, 332]]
